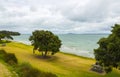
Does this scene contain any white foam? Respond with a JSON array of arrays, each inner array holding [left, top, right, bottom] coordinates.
[[60, 45, 94, 58]]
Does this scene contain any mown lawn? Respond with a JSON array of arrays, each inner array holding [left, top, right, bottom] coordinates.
[[0, 42, 120, 77]]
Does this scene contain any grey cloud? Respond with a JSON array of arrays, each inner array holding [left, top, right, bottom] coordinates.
[[62, 0, 109, 22], [0, 0, 120, 34]]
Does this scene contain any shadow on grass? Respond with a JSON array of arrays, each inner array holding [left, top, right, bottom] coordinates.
[[32, 54, 59, 62]]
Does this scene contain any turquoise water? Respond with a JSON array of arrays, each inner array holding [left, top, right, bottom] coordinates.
[[13, 34, 108, 58]]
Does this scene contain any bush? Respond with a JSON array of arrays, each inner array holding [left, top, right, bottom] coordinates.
[[104, 66, 112, 73], [0, 49, 7, 54], [0, 50, 7, 60], [4, 53, 18, 65], [16, 62, 40, 77], [0, 49, 18, 65]]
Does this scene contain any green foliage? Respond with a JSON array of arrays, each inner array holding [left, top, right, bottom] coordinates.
[[16, 62, 57, 77], [16, 62, 40, 77], [0, 30, 20, 36], [0, 50, 18, 65], [94, 24, 120, 73], [29, 30, 61, 57], [0, 50, 7, 60], [4, 53, 18, 65], [0, 30, 20, 41], [104, 66, 112, 73]]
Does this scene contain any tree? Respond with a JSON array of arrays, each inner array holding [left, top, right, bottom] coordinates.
[[94, 24, 120, 73], [0, 30, 20, 41], [0, 30, 20, 36], [29, 30, 61, 57], [0, 34, 5, 41]]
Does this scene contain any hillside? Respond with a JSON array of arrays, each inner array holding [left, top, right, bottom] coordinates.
[[0, 62, 12, 77], [0, 42, 120, 77]]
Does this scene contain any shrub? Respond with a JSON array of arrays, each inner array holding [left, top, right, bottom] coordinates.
[[4, 53, 18, 65], [0, 49, 7, 54], [0, 49, 18, 65], [0, 50, 7, 60], [16, 62, 41, 77], [104, 66, 112, 73]]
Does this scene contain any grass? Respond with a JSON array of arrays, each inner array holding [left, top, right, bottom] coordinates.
[[0, 62, 11, 77], [0, 61, 17, 77], [0, 41, 120, 77]]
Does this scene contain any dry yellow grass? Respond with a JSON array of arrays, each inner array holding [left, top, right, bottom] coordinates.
[[0, 42, 120, 77], [0, 62, 12, 77]]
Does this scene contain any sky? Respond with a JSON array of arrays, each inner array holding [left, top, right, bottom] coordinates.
[[0, 0, 120, 34]]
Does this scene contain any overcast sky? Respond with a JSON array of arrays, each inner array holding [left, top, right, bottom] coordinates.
[[0, 0, 120, 34]]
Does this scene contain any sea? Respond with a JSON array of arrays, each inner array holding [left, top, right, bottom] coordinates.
[[12, 34, 108, 58]]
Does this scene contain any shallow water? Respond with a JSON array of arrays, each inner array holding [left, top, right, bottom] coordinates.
[[13, 34, 108, 58]]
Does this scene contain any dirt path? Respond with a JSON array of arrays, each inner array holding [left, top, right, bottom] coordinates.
[[0, 63, 12, 77]]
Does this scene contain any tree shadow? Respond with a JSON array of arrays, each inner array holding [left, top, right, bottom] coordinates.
[[32, 54, 59, 62]]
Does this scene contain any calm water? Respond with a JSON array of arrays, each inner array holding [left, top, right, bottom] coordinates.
[[13, 34, 108, 58]]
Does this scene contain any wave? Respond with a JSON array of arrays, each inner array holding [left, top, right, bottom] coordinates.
[[60, 45, 94, 58]]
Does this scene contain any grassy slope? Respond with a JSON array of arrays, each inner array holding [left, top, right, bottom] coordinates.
[[0, 62, 12, 77], [0, 42, 120, 77]]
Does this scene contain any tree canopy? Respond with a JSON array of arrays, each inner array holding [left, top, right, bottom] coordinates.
[[0, 30, 20, 41], [29, 30, 61, 57], [0, 30, 20, 36], [94, 24, 120, 73]]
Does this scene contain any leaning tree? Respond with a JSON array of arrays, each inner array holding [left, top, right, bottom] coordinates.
[[29, 30, 61, 57], [0, 30, 20, 41], [94, 24, 120, 73]]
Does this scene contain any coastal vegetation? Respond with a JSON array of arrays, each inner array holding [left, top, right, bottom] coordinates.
[[94, 24, 120, 73]]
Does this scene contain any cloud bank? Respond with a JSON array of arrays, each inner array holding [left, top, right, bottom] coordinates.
[[0, 0, 120, 34]]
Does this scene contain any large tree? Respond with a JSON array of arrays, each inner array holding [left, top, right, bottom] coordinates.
[[94, 24, 120, 73], [29, 30, 61, 57]]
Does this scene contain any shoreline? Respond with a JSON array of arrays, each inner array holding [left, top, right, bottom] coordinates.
[[12, 34, 103, 58], [1, 40, 120, 77], [9, 41, 95, 59]]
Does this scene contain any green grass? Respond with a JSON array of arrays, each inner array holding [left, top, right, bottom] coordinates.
[[0, 41, 120, 77], [0, 61, 16, 77]]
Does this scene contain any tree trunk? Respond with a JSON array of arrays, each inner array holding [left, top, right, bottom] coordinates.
[[44, 51, 47, 57], [33, 49, 35, 54], [41, 51, 43, 56]]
